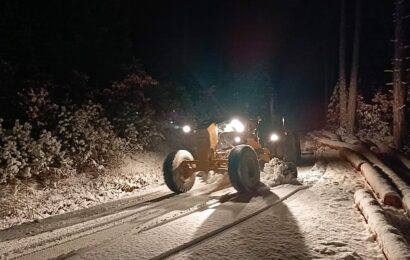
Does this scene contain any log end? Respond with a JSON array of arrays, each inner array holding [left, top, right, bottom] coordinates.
[[383, 194, 402, 208]]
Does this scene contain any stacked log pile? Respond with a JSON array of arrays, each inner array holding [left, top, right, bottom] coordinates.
[[309, 132, 410, 259]]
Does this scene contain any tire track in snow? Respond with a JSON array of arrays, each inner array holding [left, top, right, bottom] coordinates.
[[5, 178, 233, 259], [153, 185, 308, 260], [52, 192, 237, 260], [62, 185, 308, 260]]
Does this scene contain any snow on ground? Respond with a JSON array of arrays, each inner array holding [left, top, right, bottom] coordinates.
[[310, 130, 410, 246], [37, 155, 384, 260], [45, 184, 306, 260], [2, 132, 407, 259], [168, 159, 385, 259], [0, 152, 164, 230]]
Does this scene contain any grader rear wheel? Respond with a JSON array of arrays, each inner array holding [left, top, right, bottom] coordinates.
[[163, 150, 196, 193], [228, 145, 261, 193]]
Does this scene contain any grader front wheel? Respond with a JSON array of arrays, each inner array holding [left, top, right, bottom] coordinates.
[[163, 150, 196, 193], [228, 145, 261, 193]]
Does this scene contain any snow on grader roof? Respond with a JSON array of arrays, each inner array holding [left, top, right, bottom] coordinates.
[[163, 118, 301, 194]]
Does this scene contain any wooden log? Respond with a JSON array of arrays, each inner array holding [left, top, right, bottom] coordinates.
[[375, 141, 410, 173], [397, 154, 410, 172], [360, 163, 402, 208], [354, 189, 410, 260], [315, 138, 354, 150], [339, 147, 366, 170], [320, 130, 341, 141], [317, 138, 410, 215]]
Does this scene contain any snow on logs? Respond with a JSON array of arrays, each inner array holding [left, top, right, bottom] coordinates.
[[374, 142, 410, 173], [354, 189, 410, 260], [360, 163, 401, 208], [339, 147, 401, 207], [339, 147, 366, 170], [316, 138, 410, 214], [354, 148, 410, 214]]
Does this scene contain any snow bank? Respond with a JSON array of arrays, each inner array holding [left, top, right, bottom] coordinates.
[[261, 158, 298, 187], [0, 152, 164, 230], [354, 189, 410, 260]]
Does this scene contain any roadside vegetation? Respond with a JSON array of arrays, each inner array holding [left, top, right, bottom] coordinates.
[[0, 68, 167, 185], [0, 66, 187, 229]]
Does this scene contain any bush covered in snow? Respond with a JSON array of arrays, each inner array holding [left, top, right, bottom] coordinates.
[[326, 83, 340, 130], [19, 83, 60, 130], [101, 71, 163, 151], [356, 91, 393, 142], [0, 69, 171, 184], [0, 119, 71, 183], [326, 87, 393, 143], [56, 102, 125, 171]]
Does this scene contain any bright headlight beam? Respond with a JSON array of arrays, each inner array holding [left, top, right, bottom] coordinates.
[[270, 133, 279, 142], [230, 119, 245, 133], [224, 124, 234, 132], [182, 125, 191, 133], [234, 136, 241, 143]]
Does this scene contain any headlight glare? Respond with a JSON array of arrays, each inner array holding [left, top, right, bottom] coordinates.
[[182, 125, 191, 133], [270, 133, 279, 142], [230, 119, 245, 133]]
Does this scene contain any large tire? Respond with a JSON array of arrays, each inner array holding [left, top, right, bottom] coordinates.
[[283, 133, 301, 164], [228, 145, 261, 193], [163, 150, 196, 193]]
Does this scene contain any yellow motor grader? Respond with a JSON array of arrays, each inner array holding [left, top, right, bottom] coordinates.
[[163, 118, 300, 193]]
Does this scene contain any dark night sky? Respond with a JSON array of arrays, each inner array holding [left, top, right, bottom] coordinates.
[[0, 0, 395, 129]]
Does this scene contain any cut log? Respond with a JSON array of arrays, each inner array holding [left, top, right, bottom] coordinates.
[[360, 163, 402, 207], [320, 130, 341, 141], [339, 147, 366, 170], [374, 141, 410, 173], [374, 142, 395, 156], [354, 189, 410, 260], [398, 154, 410, 172], [316, 138, 410, 215]]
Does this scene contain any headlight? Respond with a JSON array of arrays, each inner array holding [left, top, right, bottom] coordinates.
[[270, 133, 279, 142], [234, 136, 241, 143], [230, 119, 245, 133], [182, 125, 191, 133]]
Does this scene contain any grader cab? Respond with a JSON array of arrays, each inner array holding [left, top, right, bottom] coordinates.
[[163, 118, 300, 193]]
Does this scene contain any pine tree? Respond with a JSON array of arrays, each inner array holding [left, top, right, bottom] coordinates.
[[392, 0, 407, 148], [346, 0, 361, 134], [338, 0, 348, 129]]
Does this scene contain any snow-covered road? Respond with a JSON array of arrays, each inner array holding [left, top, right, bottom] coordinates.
[[1, 158, 385, 260]]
